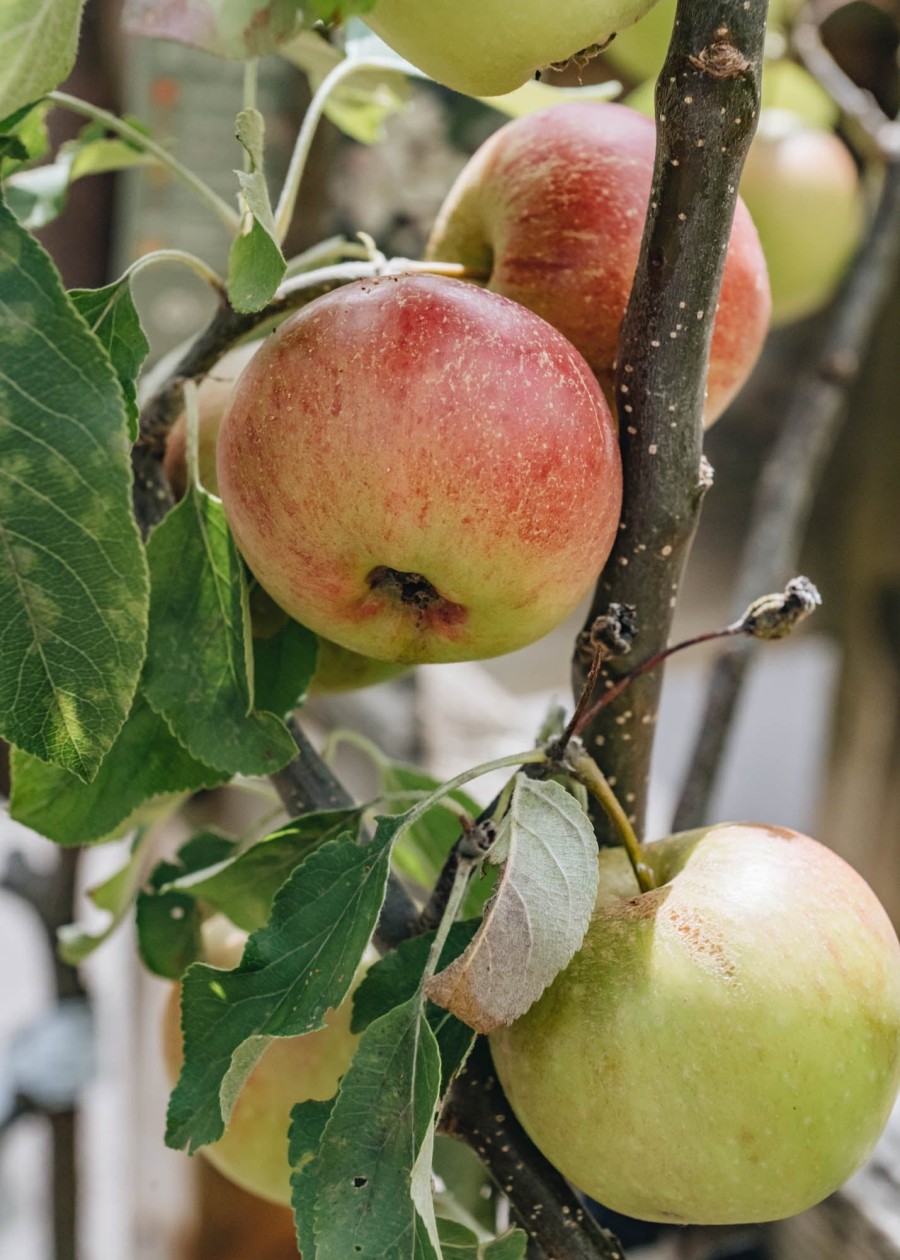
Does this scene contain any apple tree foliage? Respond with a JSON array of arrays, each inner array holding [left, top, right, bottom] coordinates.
[[4, 0, 877, 1254]]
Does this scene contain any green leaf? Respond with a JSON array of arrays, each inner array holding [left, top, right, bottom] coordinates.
[[252, 614, 318, 717], [4, 124, 158, 230], [142, 483, 296, 776], [0, 101, 50, 175], [313, 995, 442, 1260], [9, 689, 229, 846], [70, 280, 150, 441], [437, 1220, 528, 1260], [58, 833, 151, 964], [352, 922, 477, 1093], [166, 818, 398, 1154], [0, 1, 86, 119], [137, 832, 236, 979], [289, 1097, 336, 1260], [227, 109, 285, 313], [426, 777, 600, 1034], [165, 808, 363, 932], [0, 200, 149, 780], [282, 28, 409, 145]]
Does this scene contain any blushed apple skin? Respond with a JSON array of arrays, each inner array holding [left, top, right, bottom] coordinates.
[[489, 823, 900, 1225], [364, 0, 662, 98], [217, 274, 623, 665], [426, 103, 771, 425], [162, 918, 362, 1207]]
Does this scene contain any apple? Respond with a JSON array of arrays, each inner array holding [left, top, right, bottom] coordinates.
[[738, 111, 863, 324], [163, 344, 411, 692], [363, 0, 663, 98], [216, 273, 623, 665], [163, 340, 262, 498], [489, 823, 900, 1224], [162, 916, 364, 1206], [425, 103, 771, 424]]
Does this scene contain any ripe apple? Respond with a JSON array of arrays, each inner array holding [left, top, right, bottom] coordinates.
[[425, 103, 771, 424], [163, 345, 410, 693], [738, 111, 863, 324], [216, 274, 623, 665], [162, 917, 364, 1206], [363, 0, 663, 98], [489, 823, 900, 1224]]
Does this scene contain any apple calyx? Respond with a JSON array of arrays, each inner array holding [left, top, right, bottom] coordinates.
[[366, 565, 466, 631]]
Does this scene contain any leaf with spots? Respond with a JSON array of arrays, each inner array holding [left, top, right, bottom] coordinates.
[[165, 816, 398, 1155], [425, 776, 599, 1033], [9, 688, 229, 846], [0, 200, 149, 781], [70, 279, 149, 442], [142, 481, 297, 776], [312, 995, 443, 1260]]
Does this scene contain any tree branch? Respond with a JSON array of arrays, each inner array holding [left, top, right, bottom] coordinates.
[[441, 1040, 626, 1260], [674, 151, 900, 830], [574, 0, 768, 841]]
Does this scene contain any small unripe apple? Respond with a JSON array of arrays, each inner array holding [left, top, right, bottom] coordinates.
[[162, 917, 364, 1206], [364, 0, 663, 98], [490, 823, 900, 1225], [217, 274, 623, 665], [425, 103, 771, 424], [738, 112, 864, 324]]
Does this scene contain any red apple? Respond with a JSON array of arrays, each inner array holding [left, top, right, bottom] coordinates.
[[216, 274, 623, 665], [490, 823, 900, 1224], [426, 103, 771, 424]]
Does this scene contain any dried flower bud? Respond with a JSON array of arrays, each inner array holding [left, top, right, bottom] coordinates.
[[589, 603, 638, 658], [738, 576, 822, 641]]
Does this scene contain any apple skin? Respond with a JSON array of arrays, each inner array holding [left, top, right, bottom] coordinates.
[[162, 917, 364, 1207], [425, 102, 771, 424], [216, 273, 623, 665], [489, 823, 900, 1225], [738, 112, 863, 324], [364, 0, 662, 98]]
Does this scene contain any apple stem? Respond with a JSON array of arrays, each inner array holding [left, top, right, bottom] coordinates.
[[565, 748, 655, 893]]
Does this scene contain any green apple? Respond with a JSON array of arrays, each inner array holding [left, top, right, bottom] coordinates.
[[217, 274, 623, 665], [426, 103, 771, 424], [162, 917, 365, 1206], [490, 823, 900, 1224], [739, 111, 864, 324], [364, 0, 662, 97]]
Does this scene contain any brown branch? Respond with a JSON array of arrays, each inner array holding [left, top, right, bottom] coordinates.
[[441, 1040, 626, 1260], [574, 0, 768, 842], [674, 152, 900, 831]]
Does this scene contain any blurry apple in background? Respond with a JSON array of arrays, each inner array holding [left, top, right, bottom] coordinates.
[[217, 274, 623, 665], [364, 0, 663, 97], [739, 111, 864, 323], [162, 917, 364, 1206], [490, 823, 900, 1225], [426, 103, 771, 424]]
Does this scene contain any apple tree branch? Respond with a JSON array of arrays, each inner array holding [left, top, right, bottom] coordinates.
[[573, 0, 769, 843]]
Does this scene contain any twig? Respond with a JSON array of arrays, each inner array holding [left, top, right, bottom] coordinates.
[[573, 0, 768, 842], [441, 1039, 626, 1260], [271, 715, 419, 947], [674, 153, 900, 831]]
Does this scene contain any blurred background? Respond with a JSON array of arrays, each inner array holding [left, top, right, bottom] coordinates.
[[1, 0, 900, 1257]]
